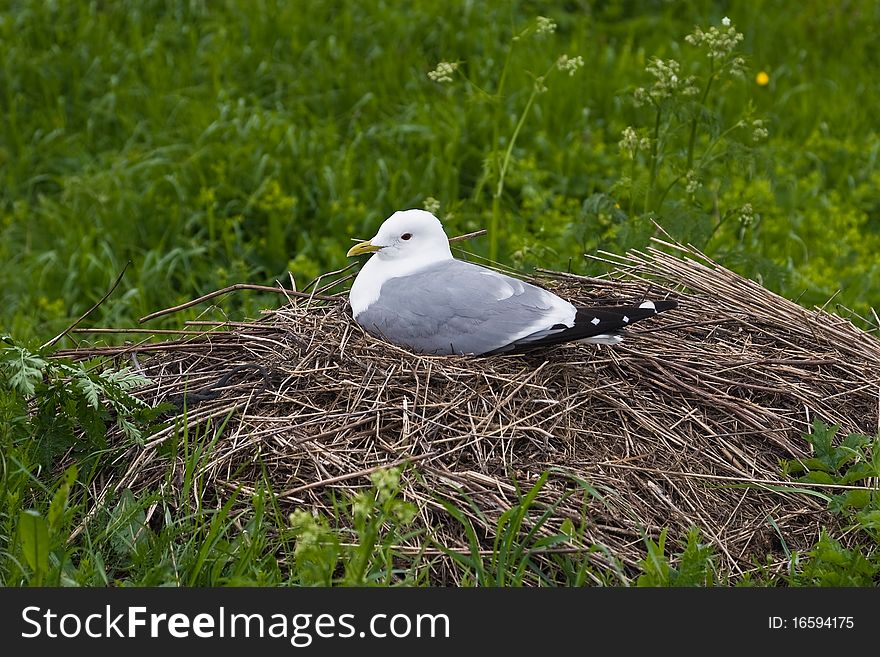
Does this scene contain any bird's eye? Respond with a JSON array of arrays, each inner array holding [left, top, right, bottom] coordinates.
[[401, 233, 412, 240]]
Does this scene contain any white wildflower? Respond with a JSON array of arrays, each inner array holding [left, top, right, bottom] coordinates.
[[644, 58, 683, 101], [619, 126, 639, 158], [370, 467, 401, 503], [722, 16, 731, 27], [289, 510, 322, 556], [536, 16, 557, 35], [685, 169, 702, 194], [686, 19, 744, 61], [556, 54, 584, 76], [352, 493, 372, 520], [428, 61, 459, 83], [730, 56, 747, 78], [423, 196, 441, 214], [739, 203, 755, 226], [752, 119, 768, 141]]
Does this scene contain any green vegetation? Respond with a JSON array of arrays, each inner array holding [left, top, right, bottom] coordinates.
[[781, 420, 880, 586], [4, 334, 879, 585], [3, 0, 879, 340], [1, 0, 879, 585]]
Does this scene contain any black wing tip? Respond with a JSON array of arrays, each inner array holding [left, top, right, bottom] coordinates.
[[497, 297, 678, 354], [640, 298, 677, 313], [575, 298, 678, 317], [571, 297, 677, 330]]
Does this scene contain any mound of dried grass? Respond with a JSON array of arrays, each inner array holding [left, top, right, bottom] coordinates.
[[63, 240, 880, 583]]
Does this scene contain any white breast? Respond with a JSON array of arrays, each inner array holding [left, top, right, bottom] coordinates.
[[349, 256, 383, 317], [350, 252, 451, 317]]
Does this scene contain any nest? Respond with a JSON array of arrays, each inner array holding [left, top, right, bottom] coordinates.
[[62, 240, 880, 584]]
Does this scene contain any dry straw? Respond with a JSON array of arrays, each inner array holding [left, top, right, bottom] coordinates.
[[60, 239, 880, 583]]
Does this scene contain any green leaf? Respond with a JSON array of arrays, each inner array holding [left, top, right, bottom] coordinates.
[[637, 527, 671, 586], [532, 533, 572, 550], [676, 527, 714, 586], [48, 465, 77, 531], [108, 490, 147, 558], [828, 490, 870, 515], [841, 432, 870, 452], [840, 462, 875, 484], [855, 509, 880, 531], [560, 518, 576, 538], [805, 420, 839, 470], [435, 497, 486, 583], [101, 366, 150, 390], [793, 531, 878, 586], [18, 510, 50, 582], [798, 470, 835, 485], [76, 375, 102, 410], [798, 457, 834, 473], [1, 346, 47, 396]]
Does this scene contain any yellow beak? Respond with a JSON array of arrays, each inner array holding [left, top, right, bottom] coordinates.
[[346, 240, 383, 257]]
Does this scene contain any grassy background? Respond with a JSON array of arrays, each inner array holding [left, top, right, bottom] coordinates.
[[1, 0, 879, 585], [2, 0, 878, 340]]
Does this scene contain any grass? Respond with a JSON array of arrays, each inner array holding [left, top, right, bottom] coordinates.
[[1, 0, 879, 585]]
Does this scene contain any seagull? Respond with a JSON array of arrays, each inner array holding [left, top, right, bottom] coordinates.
[[346, 209, 676, 355]]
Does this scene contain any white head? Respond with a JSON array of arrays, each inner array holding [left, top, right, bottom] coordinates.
[[347, 209, 453, 316], [347, 209, 452, 263]]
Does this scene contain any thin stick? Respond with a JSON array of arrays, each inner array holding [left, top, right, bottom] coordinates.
[[71, 328, 209, 335], [598, 462, 877, 491], [449, 229, 487, 243], [42, 261, 131, 350], [138, 284, 342, 324]]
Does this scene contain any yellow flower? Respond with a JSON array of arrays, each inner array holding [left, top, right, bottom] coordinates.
[[756, 71, 770, 86]]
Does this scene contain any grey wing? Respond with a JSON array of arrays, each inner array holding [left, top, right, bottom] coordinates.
[[355, 261, 572, 355]]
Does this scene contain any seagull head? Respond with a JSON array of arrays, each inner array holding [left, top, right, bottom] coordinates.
[[346, 209, 452, 263]]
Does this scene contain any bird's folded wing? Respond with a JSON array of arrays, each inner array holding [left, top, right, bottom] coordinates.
[[354, 260, 572, 355]]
